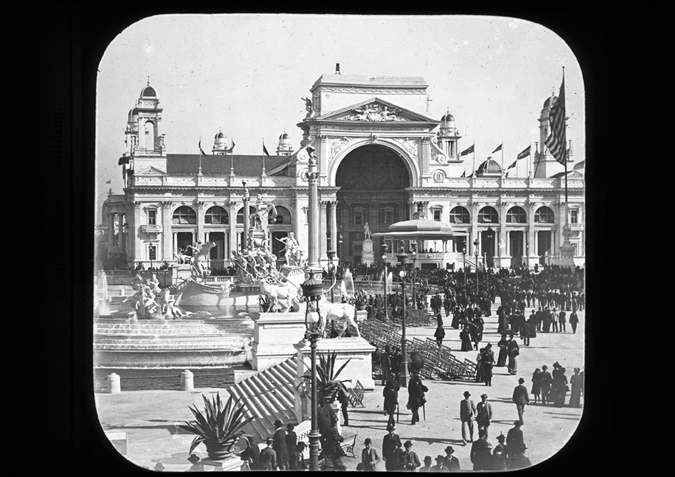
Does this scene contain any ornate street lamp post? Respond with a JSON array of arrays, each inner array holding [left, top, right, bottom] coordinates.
[[396, 248, 410, 387], [474, 238, 480, 299], [463, 246, 467, 289], [242, 181, 250, 252], [327, 249, 336, 303], [381, 243, 389, 320], [300, 277, 324, 472], [411, 248, 417, 310]]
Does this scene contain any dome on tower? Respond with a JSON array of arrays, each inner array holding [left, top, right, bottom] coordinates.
[[279, 132, 290, 140], [476, 158, 502, 176], [141, 85, 157, 98], [441, 112, 455, 123], [543, 96, 558, 108]]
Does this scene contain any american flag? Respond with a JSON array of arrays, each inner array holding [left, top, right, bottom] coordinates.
[[545, 76, 567, 165]]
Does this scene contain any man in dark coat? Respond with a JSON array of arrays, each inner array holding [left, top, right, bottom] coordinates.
[[492, 433, 508, 467], [317, 398, 338, 452], [482, 344, 494, 386], [380, 345, 391, 385], [520, 320, 531, 346], [259, 437, 277, 470], [460, 391, 476, 445], [285, 423, 298, 468], [434, 323, 446, 348], [337, 387, 350, 426], [382, 424, 402, 471], [569, 311, 579, 334], [506, 420, 524, 455], [272, 419, 289, 470], [540, 365, 553, 404], [559, 309, 567, 333], [407, 372, 428, 425], [383, 376, 400, 428], [512, 378, 530, 424], [507, 444, 531, 470], [470, 429, 493, 471], [239, 435, 260, 470], [442, 446, 461, 471]]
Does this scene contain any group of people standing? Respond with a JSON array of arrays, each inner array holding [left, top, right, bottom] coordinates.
[[241, 420, 307, 471], [531, 362, 584, 407]]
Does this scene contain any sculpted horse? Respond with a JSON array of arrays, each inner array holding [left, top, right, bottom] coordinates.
[[315, 295, 360, 338], [259, 278, 301, 313]]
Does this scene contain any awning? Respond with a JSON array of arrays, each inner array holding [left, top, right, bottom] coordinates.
[[372, 219, 466, 240]]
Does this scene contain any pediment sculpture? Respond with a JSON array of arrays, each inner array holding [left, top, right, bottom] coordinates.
[[344, 103, 405, 122]]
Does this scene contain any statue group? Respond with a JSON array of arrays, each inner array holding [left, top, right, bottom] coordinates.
[[124, 274, 185, 320]]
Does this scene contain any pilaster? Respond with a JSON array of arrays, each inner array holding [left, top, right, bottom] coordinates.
[[161, 201, 173, 261]]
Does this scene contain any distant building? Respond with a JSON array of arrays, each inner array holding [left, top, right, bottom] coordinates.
[[101, 75, 584, 270]]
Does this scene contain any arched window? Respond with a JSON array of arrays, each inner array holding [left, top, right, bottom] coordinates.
[[143, 120, 155, 149], [507, 206, 527, 224], [449, 206, 470, 224], [236, 206, 257, 224], [535, 206, 555, 223], [205, 206, 229, 225], [478, 206, 498, 224], [269, 205, 292, 225], [172, 206, 196, 224]]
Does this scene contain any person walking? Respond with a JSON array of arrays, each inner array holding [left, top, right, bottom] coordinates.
[[507, 338, 520, 375], [531, 368, 542, 404], [407, 372, 428, 425], [506, 421, 524, 456], [382, 424, 402, 471], [559, 309, 567, 333], [259, 437, 277, 470], [476, 393, 493, 438], [399, 441, 421, 472], [434, 323, 446, 349], [540, 365, 552, 405], [496, 335, 509, 367], [551, 364, 569, 407], [569, 310, 579, 334], [337, 386, 350, 426], [551, 308, 559, 333], [460, 391, 477, 445], [569, 367, 583, 407], [272, 419, 289, 470], [285, 423, 298, 469], [383, 376, 399, 428], [512, 377, 530, 424], [470, 429, 493, 471], [380, 345, 391, 386], [460, 324, 473, 351], [361, 438, 382, 471], [442, 446, 461, 471], [482, 344, 494, 386]]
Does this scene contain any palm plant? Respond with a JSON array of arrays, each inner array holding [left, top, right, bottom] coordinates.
[[298, 350, 352, 401], [179, 393, 254, 459], [353, 289, 369, 309]]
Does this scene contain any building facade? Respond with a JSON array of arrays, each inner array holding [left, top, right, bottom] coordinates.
[[100, 75, 584, 271]]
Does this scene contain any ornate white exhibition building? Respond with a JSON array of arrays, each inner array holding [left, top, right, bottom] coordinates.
[[100, 74, 584, 271]]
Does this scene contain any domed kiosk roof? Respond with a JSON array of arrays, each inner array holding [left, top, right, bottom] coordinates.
[[141, 85, 157, 98], [543, 95, 558, 108], [477, 158, 502, 175], [372, 219, 465, 240], [441, 112, 455, 122]]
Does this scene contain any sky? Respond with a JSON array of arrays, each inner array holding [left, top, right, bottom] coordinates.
[[95, 14, 584, 219]]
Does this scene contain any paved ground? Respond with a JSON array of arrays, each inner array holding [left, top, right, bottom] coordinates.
[[94, 301, 585, 472]]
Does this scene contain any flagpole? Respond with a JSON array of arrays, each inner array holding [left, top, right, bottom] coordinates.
[[472, 142, 476, 176], [501, 142, 504, 173]]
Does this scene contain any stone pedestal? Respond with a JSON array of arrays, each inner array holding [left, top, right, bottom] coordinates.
[[292, 336, 376, 423], [526, 254, 539, 269], [250, 312, 307, 371], [558, 225, 576, 268], [361, 238, 374, 265]]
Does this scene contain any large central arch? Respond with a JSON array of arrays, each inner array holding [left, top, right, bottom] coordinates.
[[334, 144, 413, 264]]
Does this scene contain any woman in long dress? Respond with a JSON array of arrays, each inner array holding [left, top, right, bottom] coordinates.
[[551, 366, 568, 407], [568, 367, 582, 407], [531, 368, 542, 404], [506, 339, 519, 375], [496, 335, 509, 367], [460, 325, 474, 352]]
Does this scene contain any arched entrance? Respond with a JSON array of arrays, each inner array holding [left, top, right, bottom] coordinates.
[[335, 144, 412, 264]]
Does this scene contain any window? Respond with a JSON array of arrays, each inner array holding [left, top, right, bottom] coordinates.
[[433, 208, 442, 221], [352, 206, 368, 225], [205, 206, 229, 225], [148, 244, 157, 261], [449, 206, 470, 224], [147, 209, 156, 225], [269, 206, 291, 225], [236, 206, 257, 224], [379, 206, 395, 225], [172, 206, 196, 224], [478, 206, 498, 224], [506, 206, 527, 224], [535, 206, 555, 224], [570, 209, 579, 224]]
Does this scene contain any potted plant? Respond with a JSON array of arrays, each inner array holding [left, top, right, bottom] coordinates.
[[298, 350, 352, 402], [353, 289, 368, 311], [179, 393, 254, 461]]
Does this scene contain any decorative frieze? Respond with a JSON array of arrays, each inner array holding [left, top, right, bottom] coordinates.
[[320, 86, 423, 94], [328, 136, 352, 163], [391, 138, 419, 162], [342, 103, 405, 122]]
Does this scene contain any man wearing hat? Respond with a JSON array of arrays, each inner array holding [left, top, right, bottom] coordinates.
[[470, 429, 493, 471], [399, 440, 421, 472], [272, 419, 289, 470], [507, 443, 531, 470], [506, 420, 524, 457], [492, 433, 508, 470], [361, 438, 381, 471], [382, 424, 402, 471], [460, 390, 477, 445], [476, 393, 493, 438], [442, 446, 460, 471], [259, 437, 277, 470], [540, 365, 553, 404], [419, 456, 434, 472], [512, 378, 530, 424]]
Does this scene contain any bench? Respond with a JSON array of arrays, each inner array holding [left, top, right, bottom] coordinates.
[[348, 380, 365, 408], [340, 433, 358, 457]]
